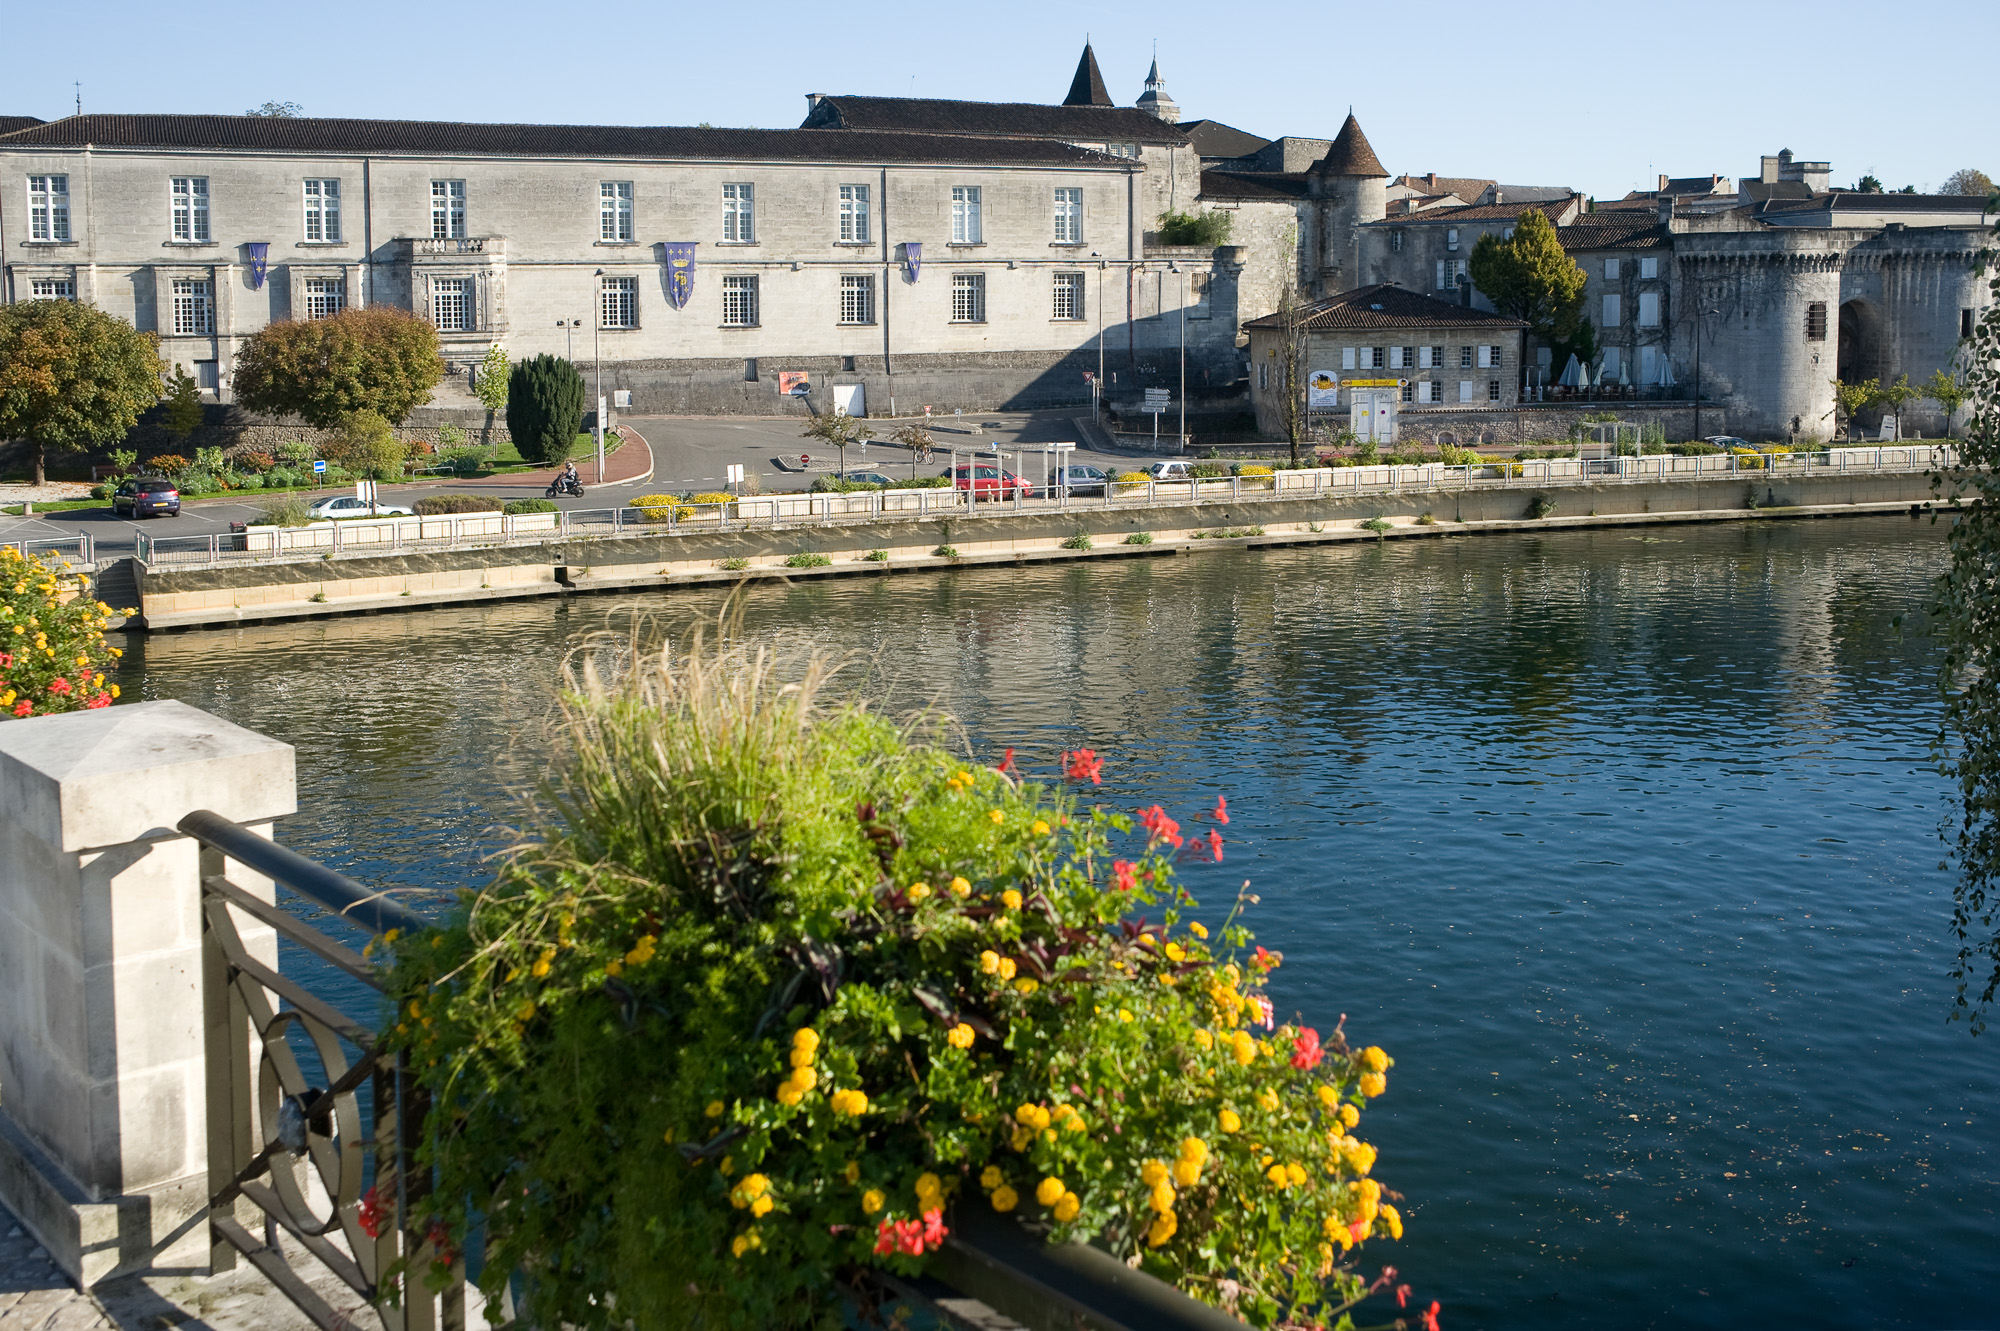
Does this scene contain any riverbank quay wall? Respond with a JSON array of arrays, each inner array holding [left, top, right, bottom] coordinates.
[[123, 466, 1949, 631]]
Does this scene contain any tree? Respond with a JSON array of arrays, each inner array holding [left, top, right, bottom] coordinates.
[[1926, 368, 1969, 438], [1829, 377, 1877, 439], [505, 354, 586, 464], [474, 343, 510, 415], [1926, 215, 2000, 1032], [1874, 373, 1921, 439], [233, 306, 445, 428], [1941, 169, 1995, 198], [1467, 210, 1593, 371], [799, 405, 867, 478], [1855, 175, 1885, 194], [246, 101, 303, 118], [162, 364, 203, 442], [324, 410, 408, 493], [1154, 210, 1234, 247], [0, 300, 164, 486], [889, 421, 935, 481]]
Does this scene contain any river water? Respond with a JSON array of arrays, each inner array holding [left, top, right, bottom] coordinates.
[[123, 516, 1997, 1330]]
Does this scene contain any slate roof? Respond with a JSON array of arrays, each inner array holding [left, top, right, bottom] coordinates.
[[1369, 195, 1581, 226], [1242, 284, 1527, 333], [800, 94, 1186, 144], [1752, 192, 1995, 218], [1315, 114, 1386, 178], [1063, 44, 1113, 107], [1393, 173, 1494, 201], [1200, 169, 1309, 202], [1181, 119, 1270, 159], [0, 113, 1131, 166], [0, 116, 45, 135], [1557, 214, 1670, 251]]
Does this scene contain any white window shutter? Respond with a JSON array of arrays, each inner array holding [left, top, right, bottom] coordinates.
[[1477, 345, 1491, 369], [1602, 294, 1621, 327], [1343, 346, 1356, 370], [1638, 292, 1660, 327], [1436, 260, 1446, 290], [1459, 380, 1475, 403]]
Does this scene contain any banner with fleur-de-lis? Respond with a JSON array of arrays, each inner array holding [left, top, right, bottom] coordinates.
[[663, 243, 696, 309]]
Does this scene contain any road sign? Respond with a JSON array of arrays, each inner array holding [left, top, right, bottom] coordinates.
[[1142, 402, 1168, 414], [312, 459, 326, 475], [1144, 388, 1171, 401], [725, 463, 745, 486]]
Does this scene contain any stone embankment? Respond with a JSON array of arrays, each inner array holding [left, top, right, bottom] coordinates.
[[115, 466, 1946, 632]]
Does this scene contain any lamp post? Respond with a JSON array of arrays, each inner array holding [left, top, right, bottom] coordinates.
[[1171, 263, 1186, 448], [556, 318, 580, 362], [591, 271, 607, 484], [1692, 307, 1719, 443], [1093, 254, 1105, 419]]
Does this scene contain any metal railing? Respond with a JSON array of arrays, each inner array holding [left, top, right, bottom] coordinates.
[[184, 810, 467, 1331], [2, 533, 93, 564], [132, 446, 1955, 570]]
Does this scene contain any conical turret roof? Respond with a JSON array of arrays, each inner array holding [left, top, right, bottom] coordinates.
[[1063, 44, 1113, 107], [1316, 112, 1387, 178]]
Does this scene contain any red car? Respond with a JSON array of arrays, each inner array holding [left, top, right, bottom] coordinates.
[[948, 464, 1036, 499]]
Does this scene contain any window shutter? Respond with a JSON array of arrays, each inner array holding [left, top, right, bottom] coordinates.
[[1602, 294, 1621, 327], [1476, 345, 1491, 369], [1343, 346, 1356, 370], [1459, 380, 1475, 403], [1436, 260, 1446, 289]]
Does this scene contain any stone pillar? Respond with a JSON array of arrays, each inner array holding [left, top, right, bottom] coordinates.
[[0, 701, 295, 1285]]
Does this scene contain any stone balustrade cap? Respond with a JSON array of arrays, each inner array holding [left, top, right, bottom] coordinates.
[[0, 700, 296, 851]]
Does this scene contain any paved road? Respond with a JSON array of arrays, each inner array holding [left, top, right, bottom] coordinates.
[[0, 410, 1183, 561]]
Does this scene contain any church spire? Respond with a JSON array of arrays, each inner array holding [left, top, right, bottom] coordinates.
[[1062, 42, 1113, 107], [1135, 43, 1180, 123]]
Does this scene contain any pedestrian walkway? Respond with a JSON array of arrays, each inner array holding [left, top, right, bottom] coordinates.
[[502, 423, 654, 492]]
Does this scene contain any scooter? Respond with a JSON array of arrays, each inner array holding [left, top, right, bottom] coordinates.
[[546, 475, 585, 499]]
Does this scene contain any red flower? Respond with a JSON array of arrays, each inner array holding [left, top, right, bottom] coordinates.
[[874, 1219, 897, 1255], [1213, 795, 1229, 825], [896, 1217, 925, 1256], [1420, 1300, 1442, 1331], [1208, 829, 1224, 862], [85, 694, 111, 710], [12, 701, 31, 717], [997, 747, 1017, 774], [1252, 945, 1281, 972], [1138, 805, 1182, 848], [0, 651, 12, 668], [1061, 748, 1104, 785], [1291, 1027, 1322, 1070], [1112, 859, 1138, 893], [921, 1208, 948, 1247], [47, 677, 71, 695], [356, 1185, 384, 1239]]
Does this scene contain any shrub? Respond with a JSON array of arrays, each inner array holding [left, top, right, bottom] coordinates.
[[784, 552, 832, 568], [257, 495, 312, 528], [378, 638, 1407, 1331], [1416, 512, 1437, 525], [145, 453, 189, 476], [719, 557, 749, 570], [631, 494, 680, 523], [437, 423, 469, 451], [1154, 208, 1234, 246], [1234, 465, 1275, 489], [266, 467, 301, 489], [415, 494, 505, 516], [442, 443, 497, 477], [0, 550, 124, 720], [810, 477, 883, 493], [506, 354, 588, 464], [1730, 447, 1764, 471], [1526, 495, 1559, 519], [1672, 440, 1723, 456], [90, 484, 110, 500], [933, 543, 961, 559], [1124, 531, 1154, 545], [178, 470, 217, 495], [1190, 462, 1229, 479], [862, 549, 889, 562], [1114, 471, 1151, 492], [1361, 517, 1393, 533], [277, 440, 316, 467], [236, 451, 276, 473], [504, 498, 560, 516], [902, 475, 953, 489], [324, 411, 409, 482], [1061, 533, 1094, 550], [236, 475, 265, 491]]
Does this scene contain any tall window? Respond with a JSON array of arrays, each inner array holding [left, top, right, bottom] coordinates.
[[721, 274, 758, 326], [1460, 346, 1475, 369], [29, 277, 74, 300], [1446, 228, 1460, 252], [1488, 379, 1502, 401], [27, 175, 69, 242], [171, 278, 214, 335], [1435, 259, 1464, 291], [170, 177, 210, 242], [839, 184, 871, 242], [1640, 256, 1660, 280], [601, 276, 636, 328], [302, 179, 341, 242], [722, 184, 755, 242], [839, 274, 875, 325], [950, 272, 986, 323], [431, 181, 466, 239], [1488, 345, 1504, 366], [951, 186, 982, 244], [1603, 257, 1621, 280], [1601, 293, 1622, 327], [303, 277, 345, 319], [1053, 272, 1084, 320], [600, 182, 634, 242], [1639, 292, 1662, 328], [431, 277, 469, 331], [1053, 188, 1083, 244]]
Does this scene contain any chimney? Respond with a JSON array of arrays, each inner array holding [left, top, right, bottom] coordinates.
[[1760, 154, 1780, 185], [1658, 173, 1669, 192], [1426, 173, 1438, 192], [1492, 189, 1503, 205]]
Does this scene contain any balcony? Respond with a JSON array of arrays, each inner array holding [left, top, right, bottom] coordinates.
[[399, 236, 503, 258]]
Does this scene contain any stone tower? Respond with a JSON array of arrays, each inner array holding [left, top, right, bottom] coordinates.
[[1062, 43, 1113, 107], [1136, 54, 1180, 123], [1307, 113, 1389, 293]]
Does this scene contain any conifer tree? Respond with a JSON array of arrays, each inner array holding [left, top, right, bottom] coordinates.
[[505, 354, 586, 464]]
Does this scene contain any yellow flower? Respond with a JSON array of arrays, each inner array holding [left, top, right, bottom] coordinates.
[[1164, 942, 1186, 962], [949, 876, 972, 897], [1257, 1089, 1279, 1112], [980, 1165, 1004, 1190], [916, 1172, 943, 1204], [988, 809, 1005, 825], [1316, 1084, 1339, 1110], [1031, 819, 1050, 836], [862, 1189, 885, 1215], [1179, 1137, 1208, 1164], [1015, 977, 1039, 995], [1140, 1160, 1169, 1187], [997, 957, 1017, 980], [791, 1065, 818, 1091], [750, 1195, 773, 1217], [980, 949, 1001, 974], [1381, 1202, 1404, 1240], [991, 1185, 1019, 1213], [907, 881, 931, 901], [1340, 1103, 1361, 1129], [1361, 1046, 1389, 1073], [794, 1027, 820, 1053], [1149, 1181, 1176, 1213], [844, 1160, 861, 1184], [1218, 1108, 1242, 1134], [706, 1100, 726, 1118], [1323, 1216, 1354, 1250], [790, 1047, 814, 1069], [1117, 1008, 1134, 1023], [1035, 1176, 1066, 1207], [731, 1234, 751, 1258], [1053, 1191, 1081, 1222], [1002, 889, 1023, 909], [1172, 1158, 1201, 1187], [531, 947, 555, 978], [1359, 1072, 1387, 1099], [1286, 1161, 1308, 1186], [1146, 1210, 1177, 1247], [1267, 1164, 1290, 1188], [1347, 1141, 1377, 1176], [1231, 1031, 1258, 1066], [513, 998, 535, 1022], [720, 1156, 734, 1176], [947, 1022, 975, 1049], [1193, 1028, 1214, 1050], [776, 1082, 804, 1106]]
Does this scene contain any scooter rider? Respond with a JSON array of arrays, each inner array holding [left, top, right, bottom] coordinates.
[[559, 459, 581, 494]]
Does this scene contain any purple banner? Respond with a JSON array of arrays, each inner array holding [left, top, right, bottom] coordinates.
[[663, 243, 697, 309], [901, 241, 921, 284], [245, 242, 269, 290]]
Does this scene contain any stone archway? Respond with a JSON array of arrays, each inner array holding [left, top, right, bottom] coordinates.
[[1837, 299, 1888, 434]]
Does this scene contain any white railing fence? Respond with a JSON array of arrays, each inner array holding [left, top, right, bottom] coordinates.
[[3, 533, 93, 565]]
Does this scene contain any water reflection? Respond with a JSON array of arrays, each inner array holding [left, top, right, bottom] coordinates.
[[125, 517, 1994, 1330]]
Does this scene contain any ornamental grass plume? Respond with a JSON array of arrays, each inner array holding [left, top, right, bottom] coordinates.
[[380, 626, 1412, 1331]]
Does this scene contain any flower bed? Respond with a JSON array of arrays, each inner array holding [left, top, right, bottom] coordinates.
[[381, 639, 1419, 1330], [0, 549, 125, 718]]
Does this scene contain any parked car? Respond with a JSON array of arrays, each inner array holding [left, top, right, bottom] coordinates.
[[1704, 436, 1753, 450], [112, 478, 181, 518], [1144, 460, 1196, 482], [838, 472, 899, 488], [1050, 464, 1112, 496], [307, 495, 415, 520], [946, 464, 1036, 499]]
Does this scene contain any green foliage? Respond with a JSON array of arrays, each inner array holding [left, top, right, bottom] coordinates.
[[862, 550, 889, 562], [784, 552, 832, 568], [0, 549, 124, 718], [1361, 518, 1393, 533], [1526, 495, 1559, 519], [414, 494, 504, 516], [1190, 463, 1228, 479], [1468, 210, 1591, 367], [379, 640, 1406, 1330], [1856, 175, 1885, 193], [505, 498, 560, 516], [799, 411, 868, 474], [0, 300, 166, 486], [719, 557, 750, 571], [107, 448, 138, 481], [1124, 531, 1154, 545], [506, 355, 589, 464], [933, 544, 961, 559], [162, 365, 204, 442], [258, 495, 312, 527], [326, 411, 408, 481], [232, 306, 445, 428], [1926, 370, 1969, 438], [475, 344, 512, 414], [1154, 210, 1234, 246], [194, 446, 227, 474], [1060, 533, 1093, 550], [245, 100, 303, 117], [1941, 168, 1995, 198]]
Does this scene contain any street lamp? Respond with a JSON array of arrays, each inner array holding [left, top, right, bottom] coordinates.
[[592, 270, 606, 485], [1692, 307, 1720, 443], [1093, 253, 1105, 419], [556, 318, 580, 361], [1170, 262, 1186, 447]]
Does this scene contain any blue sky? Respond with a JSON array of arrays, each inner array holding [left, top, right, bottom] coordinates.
[[8, 0, 1992, 200]]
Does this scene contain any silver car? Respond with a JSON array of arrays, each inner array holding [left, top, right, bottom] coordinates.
[[1051, 464, 1112, 496], [308, 495, 415, 520]]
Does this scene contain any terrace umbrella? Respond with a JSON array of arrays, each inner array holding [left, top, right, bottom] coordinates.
[[1656, 357, 1676, 388], [1557, 354, 1584, 389]]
